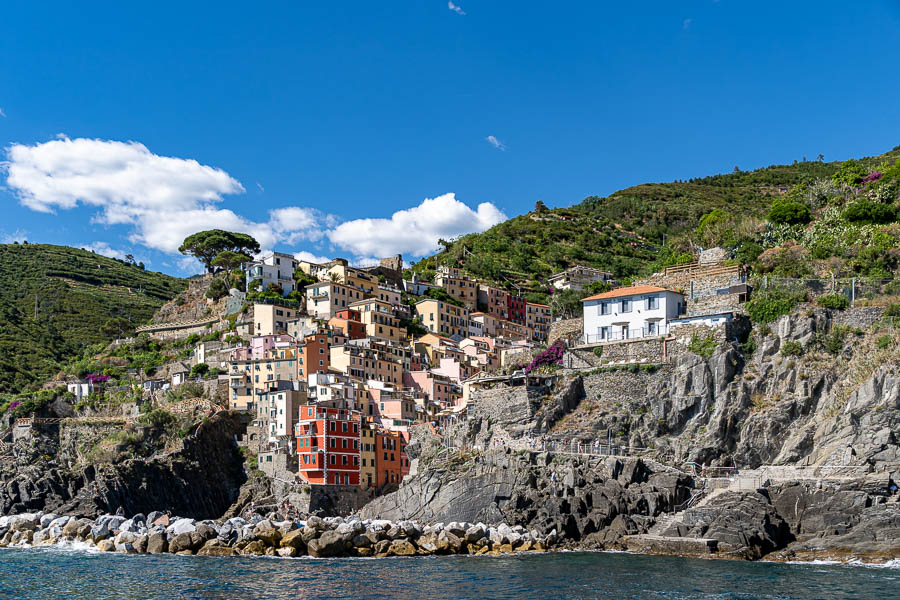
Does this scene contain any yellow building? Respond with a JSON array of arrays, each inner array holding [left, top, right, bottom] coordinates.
[[360, 423, 377, 488], [415, 298, 469, 339], [350, 298, 404, 343], [434, 266, 478, 309]]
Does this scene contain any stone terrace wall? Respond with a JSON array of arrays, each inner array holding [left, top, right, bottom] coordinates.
[[687, 293, 746, 317], [595, 337, 667, 365], [636, 266, 745, 299], [831, 306, 885, 330], [549, 317, 583, 346]]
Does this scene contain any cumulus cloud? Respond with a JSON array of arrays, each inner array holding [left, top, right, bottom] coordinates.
[[327, 193, 506, 258], [80, 241, 129, 260], [4, 137, 332, 254], [294, 250, 333, 265], [448, 2, 466, 16], [486, 135, 506, 151]]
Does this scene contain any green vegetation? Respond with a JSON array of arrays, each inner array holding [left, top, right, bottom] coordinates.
[[746, 288, 809, 323], [822, 327, 849, 356], [876, 335, 894, 350], [780, 340, 804, 356], [206, 277, 229, 301], [411, 146, 900, 296], [423, 287, 464, 307], [0, 244, 185, 394], [139, 408, 177, 428], [687, 333, 717, 359], [178, 229, 260, 274], [817, 294, 850, 310], [190, 363, 210, 378]]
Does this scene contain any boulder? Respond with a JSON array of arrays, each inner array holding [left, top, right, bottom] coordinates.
[[280, 529, 307, 551], [198, 545, 238, 556], [147, 533, 169, 554], [62, 519, 81, 538], [134, 535, 148, 554], [97, 539, 116, 552], [10, 514, 40, 533], [307, 530, 346, 558], [242, 540, 267, 555], [39, 514, 59, 529], [168, 532, 196, 554], [168, 518, 197, 536], [389, 539, 417, 556], [253, 522, 282, 546], [277, 547, 298, 558]]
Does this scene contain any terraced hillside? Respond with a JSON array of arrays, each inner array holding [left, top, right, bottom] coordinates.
[[412, 146, 900, 300], [0, 244, 186, 393]]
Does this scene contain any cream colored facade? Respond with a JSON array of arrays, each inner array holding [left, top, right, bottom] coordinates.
[[253, 303, 299, 336], [350, 298, 404, 343], [434, 266, 478, 309], [415, 299, 469, 339]]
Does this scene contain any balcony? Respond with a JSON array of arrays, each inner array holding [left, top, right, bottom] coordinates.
[[578, 326, 666, 346]]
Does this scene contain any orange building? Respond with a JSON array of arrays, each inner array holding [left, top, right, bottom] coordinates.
[[329, 309, 367, 340], [375, 428, 409, 487], [295, 405, 361, 486], [299, 330, 330, 381]]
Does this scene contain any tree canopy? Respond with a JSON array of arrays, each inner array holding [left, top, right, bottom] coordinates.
[[179, 230, 260, 273]]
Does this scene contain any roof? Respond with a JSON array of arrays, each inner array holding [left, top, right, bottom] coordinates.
[[581, 285, 672, 302]]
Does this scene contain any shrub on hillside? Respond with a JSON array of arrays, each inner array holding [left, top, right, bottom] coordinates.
[[780, 340, 803, 356], [190, 363, 209, 378], [206, 277, 229, 301], [876, 335, 894, 350], [755, 243, 812, 277], [746, 288, 808, 323], [817, 294, 850, 310], [525, 341, 566, 373], [139, 408, 176, 428], [768, 199, 811, 225], [843, 201, 897, 225]]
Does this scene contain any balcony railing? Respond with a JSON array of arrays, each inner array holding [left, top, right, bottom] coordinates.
[[580, 326, 666, 345]]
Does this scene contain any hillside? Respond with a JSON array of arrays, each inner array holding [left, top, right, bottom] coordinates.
[[0, 244, 186, 393], [411, 146, 900, 300]]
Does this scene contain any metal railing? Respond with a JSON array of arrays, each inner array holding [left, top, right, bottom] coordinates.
[[580, 327, 665, 345]]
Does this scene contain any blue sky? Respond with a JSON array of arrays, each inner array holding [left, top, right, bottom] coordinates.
[[2, 1, 900, 275]]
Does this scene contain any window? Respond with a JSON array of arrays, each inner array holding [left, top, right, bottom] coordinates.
[[621, 299, 632, 313], [600, 302, 611, 315], [330, 454, 335, 465], [647, 296, 659, 310], [647, 321, 658, 335], [342, 422, 347, 432], [329, 421, 335, 431], [342, 438, 347, 449], [342, 455, 348, 465]]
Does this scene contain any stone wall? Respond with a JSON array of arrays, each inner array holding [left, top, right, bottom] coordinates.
[[831, 306, 885, 330], [548, 317, 583, 346], [636, 268, 745, 299], [687, 293, 746, 317], [593, 337, 667, 365]]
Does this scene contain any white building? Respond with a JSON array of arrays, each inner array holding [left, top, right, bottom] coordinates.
[[243, 252, 299, 296], [581, 285, 685, 344], [549, 265, 614, 291], [67, 381, 98, 402]]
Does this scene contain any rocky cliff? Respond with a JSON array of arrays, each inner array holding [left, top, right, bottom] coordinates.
[[0, 410, 250, 519], [364, 305, 900, 560]]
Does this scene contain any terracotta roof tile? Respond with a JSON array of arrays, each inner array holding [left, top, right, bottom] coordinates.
[[580, 285, 672, 302]]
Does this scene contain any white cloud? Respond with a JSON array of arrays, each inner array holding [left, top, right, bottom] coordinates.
[[448, 2, 466, 16], [327, 193, 506, 258], [294, 250, 333, 265], [80, 241, 128, 260], [256, 182, 264, 193], [4, 137, 333, 254], [0, 107, 6, 118], [683, 18, 692, 29], [1, 228, 28, 243], [486, 135, 507, 151]]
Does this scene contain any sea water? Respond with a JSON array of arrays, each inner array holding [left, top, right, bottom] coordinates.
[[0, 547, 896, 599]]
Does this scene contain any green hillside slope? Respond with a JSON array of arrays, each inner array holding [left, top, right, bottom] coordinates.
[[0, 244, 186, 393], [411, 146, 900, 299]]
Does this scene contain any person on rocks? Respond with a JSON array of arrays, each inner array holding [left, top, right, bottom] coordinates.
[[115, 505, 125, 517]]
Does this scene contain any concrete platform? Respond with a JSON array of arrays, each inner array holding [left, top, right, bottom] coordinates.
[[623, 534, 718, 557]]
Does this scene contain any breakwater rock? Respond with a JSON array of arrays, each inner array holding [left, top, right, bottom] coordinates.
[[0, 511, 557, 558]]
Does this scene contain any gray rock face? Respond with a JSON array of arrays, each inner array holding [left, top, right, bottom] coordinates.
[[362, 448, 692, 547]]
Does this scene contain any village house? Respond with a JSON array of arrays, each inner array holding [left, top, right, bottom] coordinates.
[[305, 282, 366, 319], [295, 405, 361, 486], [415, 298, 469, 339], [243, 252, 299, 296], [581, 285, 685, 344], [349, 298, 404, 343], [548, 265, 614, 291], [253, 302, 300, 336], [375, 428, 409, 487], [477, 284, 509, 320], [255, 380, 307, 448], [434, 266, 479, 309], [525, 301, 551, 342]]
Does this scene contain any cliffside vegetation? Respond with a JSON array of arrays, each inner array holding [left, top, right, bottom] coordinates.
[[0, 244, 186, 394], [410, 146, 900, 306]]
